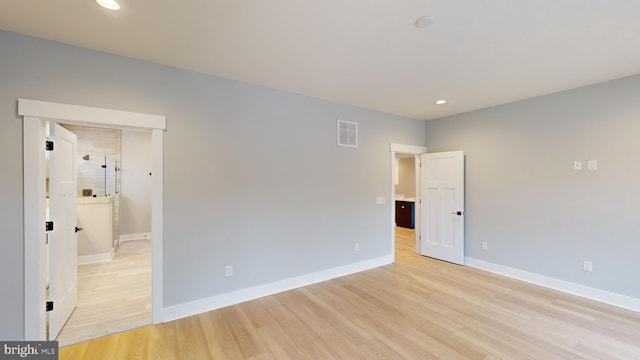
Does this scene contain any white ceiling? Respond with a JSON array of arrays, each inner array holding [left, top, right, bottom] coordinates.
[[2, 1, 640, 120]]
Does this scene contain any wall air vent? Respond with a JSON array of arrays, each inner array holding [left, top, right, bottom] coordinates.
[[337, 120, 358, 148]]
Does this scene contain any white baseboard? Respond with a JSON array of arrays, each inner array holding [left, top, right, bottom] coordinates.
[[162, 255, 394, 323], [78, 248, 115, 265], [465, 257, 640, 313], [119, 232, 152, 242]]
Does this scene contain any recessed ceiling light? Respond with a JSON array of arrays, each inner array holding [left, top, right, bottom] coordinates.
[[96, 0, 120, 11], [435, 99, 447, 105], [415, 16, 434, 29]]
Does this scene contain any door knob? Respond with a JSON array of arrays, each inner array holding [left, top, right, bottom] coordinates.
[[451, 211, 463, 216], [75, 226, 84, 233]]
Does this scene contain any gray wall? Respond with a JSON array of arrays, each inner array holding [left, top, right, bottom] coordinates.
[[395, 157, 415, 198], [425, 75, 640, 298], [0, 30, 425, 339]]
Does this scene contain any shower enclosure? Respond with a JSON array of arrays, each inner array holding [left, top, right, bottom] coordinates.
[[80, 154, 120, 197], [103, 156, 120, 196]]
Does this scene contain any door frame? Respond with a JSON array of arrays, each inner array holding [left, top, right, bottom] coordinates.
[[21, 98, 166, 340], [390, 144, 427, 260]]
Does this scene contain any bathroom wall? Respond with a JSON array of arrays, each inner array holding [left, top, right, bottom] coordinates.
[[63, 125, 122, 197], [395, 156, 415, 198], [120, 129, 152, 239]]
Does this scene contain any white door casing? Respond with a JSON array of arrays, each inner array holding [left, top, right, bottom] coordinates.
[[420, 151, 465, 265], [21, 98, 166, 340], [48, 124, 78, 339]]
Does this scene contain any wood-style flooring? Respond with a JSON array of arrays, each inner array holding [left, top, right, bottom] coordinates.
[[60, 228, 640, 359], [56, 239, 151, 346]]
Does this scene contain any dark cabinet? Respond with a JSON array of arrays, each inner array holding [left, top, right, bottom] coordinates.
[[395, 201, 415, 229]]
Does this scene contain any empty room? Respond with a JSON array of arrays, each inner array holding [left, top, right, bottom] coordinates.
[[1, 1, 639, 359]]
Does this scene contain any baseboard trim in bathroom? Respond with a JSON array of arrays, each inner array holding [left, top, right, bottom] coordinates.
[[120, 232, 152, 242], [78, 249, 115, 265]]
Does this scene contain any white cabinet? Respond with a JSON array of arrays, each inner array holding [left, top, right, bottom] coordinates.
[[77, 196, 114, 264]]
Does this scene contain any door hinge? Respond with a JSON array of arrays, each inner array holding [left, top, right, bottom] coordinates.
[[45, 221, 54, 232], [46, 141, 54, 151], [46, 301, 53, 312]]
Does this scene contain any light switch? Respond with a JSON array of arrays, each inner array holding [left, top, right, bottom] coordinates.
[[573, 161, 582, 171], [587, 160, 598, 171], [375, 196, 385, 205]]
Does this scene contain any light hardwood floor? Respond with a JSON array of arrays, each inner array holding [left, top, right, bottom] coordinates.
[[60, 228, 640, 359], [56, 239, 151, 346]]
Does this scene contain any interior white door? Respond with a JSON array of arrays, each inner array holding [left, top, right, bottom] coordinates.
[[48, 123, 78, 340], [420, 151, 465, 265]]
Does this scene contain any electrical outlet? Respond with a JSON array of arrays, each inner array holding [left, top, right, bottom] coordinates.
[[355, 243, 360, 252], [225, 265, 233, 277], [587, 160, 598, 171], [583, 261, 593, 272], [481, 241, 488, 250]]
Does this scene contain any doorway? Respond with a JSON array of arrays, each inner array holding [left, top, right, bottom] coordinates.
[[50, 123, 153, 345], [390, 145, 466, 265], [389, 144, 426, 261], [21, 99, 166, 341]]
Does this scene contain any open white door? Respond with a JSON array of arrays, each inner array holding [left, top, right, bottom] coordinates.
[[48, 124, 78, 340], [420, 151, 465, 265]]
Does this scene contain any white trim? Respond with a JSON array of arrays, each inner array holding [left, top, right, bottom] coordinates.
[[21, 99, 165, 340], [466, 257, 640, 313], [414, 154, 422, 254], [151, 128, 164, 324], [119, 232, 152, 242], [390, 153, 397, 260], [389, 143, 427, 260], [18, 99, 166, 130], [390, 143, 427, 154], [163, 255, 393, 322], [78, 249, 115, 265], [23, 117, 47, 340]]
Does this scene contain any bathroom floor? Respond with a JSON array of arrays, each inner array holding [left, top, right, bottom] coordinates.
[[56, 239, 151, 347]]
